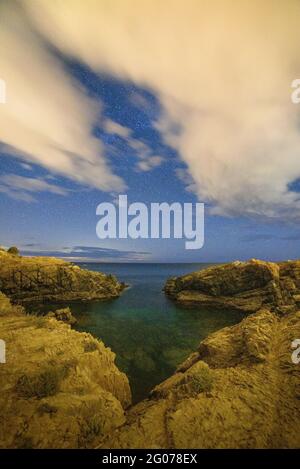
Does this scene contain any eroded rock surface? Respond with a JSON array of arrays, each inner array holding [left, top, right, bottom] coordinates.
[[46, 307, 77, 325], [0, 251, 124, 303], [98, 261, 300, 449], [0, 294, 131, 448], [164, 259, 300, 314], [100, 308, 300, 449]]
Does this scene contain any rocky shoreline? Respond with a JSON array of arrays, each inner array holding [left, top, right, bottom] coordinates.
[[100, 259, 300, 448], [164, 259, 300, 315], [0, 291, 131, 448], [0, 254, 299, 448], [0, 250, 125, 304], [100, 306, 300, 448]]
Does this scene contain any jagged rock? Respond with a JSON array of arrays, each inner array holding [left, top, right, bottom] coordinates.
[[98, 261, 300, 449], [99, 308, 300, 449], [164, 259, 300, 313], [1, 257, 300, 449], [0, 293, 131, 448], [0, 251, 125, 303], [46, 307, 77, 325]]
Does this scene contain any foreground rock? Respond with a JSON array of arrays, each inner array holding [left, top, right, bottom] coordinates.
[[164, 259, 300, 314], [99, 307, 300, 448], [46, 307, 77, 325], [98, 260, 300, 449], [0, 250, 125, 303], [0, 293, 131, 448]]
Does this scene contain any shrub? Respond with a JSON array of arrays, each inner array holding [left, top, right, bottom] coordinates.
[[15, 366, 68, 399], [187, 362, 214, 394], [7, 246, 20, 256], [47, 307, 77, 325], [79, 414, 104, 447], [83, 341, 98, 353], [37, 403, 58, 414]]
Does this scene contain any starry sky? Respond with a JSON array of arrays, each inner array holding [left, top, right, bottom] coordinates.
[[1, 1, 300, 263]]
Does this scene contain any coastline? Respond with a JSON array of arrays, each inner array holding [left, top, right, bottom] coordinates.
[[0, 253, 299, 448]]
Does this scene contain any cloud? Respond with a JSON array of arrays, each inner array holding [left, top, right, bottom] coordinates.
[[0, 173, 68, 202], [21, 0, 300, 219], [280, 233, 300, 241], [129, 92, 153, 113], [240, 234, 275, 243], [19, 162, 33, 171], [175, 168, 197, 194], [136, 156, 164, 172], [103, 117, 164, 171], [0, 1, 124, 193], [103, 119, 131, 139], [21, 244, 150, 261], [240, 232, 300, 242]]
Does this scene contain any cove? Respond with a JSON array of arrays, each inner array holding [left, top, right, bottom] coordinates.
[[39, 263, 243, 403]]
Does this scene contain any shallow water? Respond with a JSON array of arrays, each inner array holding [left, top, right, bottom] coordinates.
[[35, 263, 243, 402]]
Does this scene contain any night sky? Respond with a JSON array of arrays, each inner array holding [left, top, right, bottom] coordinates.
[[1, 1, 300, 262]]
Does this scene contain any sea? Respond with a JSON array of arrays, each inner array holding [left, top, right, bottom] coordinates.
[[37, 263, 243, 403]]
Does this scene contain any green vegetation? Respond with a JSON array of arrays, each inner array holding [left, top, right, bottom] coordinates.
[[15, 365, 71, 399], [37, 403, 58, 414], [79, 414, 104, 446], [83, 341, 98, 353], [187, 363, 214, 394], [7, 246, 20, 256]]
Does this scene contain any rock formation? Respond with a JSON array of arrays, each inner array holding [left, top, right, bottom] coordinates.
[[46, 307, 77, 325], [0, 293, 131, 448], [164, 259, 300, 314], [99, 307, 300, 448], [0, 250, 125, 303], [1, 256, 299, 448], [98, 259, 300, 449]]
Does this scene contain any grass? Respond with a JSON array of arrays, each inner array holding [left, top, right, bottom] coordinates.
[[83, 341, 98, 353], [15, 361, 76, 399], [187, 363, 214, 394]]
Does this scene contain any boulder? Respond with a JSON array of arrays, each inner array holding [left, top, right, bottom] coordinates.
[[46, 307, 77, 325]]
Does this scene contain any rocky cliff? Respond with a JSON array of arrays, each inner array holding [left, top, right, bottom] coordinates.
[[1, 257, 299, 449], [97, 259, 300, 449], [0, 293, 131, 448], [0, 251, 124, 303], [164, 259, 300, 314], [99, 307, 300, 448]]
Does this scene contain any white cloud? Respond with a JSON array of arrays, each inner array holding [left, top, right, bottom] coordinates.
[[103, 117, 164, 171], [22, 0, 300, 219], [175, 168, 197, 194], [0, 1, 124, 193], [103, 119, 131, 139], [137, 156, 164, 172], [129, 92, 153, 115], [19, 162, 33, 171], [0, 174, 68, 202]]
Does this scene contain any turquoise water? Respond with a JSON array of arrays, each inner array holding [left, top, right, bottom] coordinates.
[[33, 263, 242, 402], [68, 263, 243, 403]]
